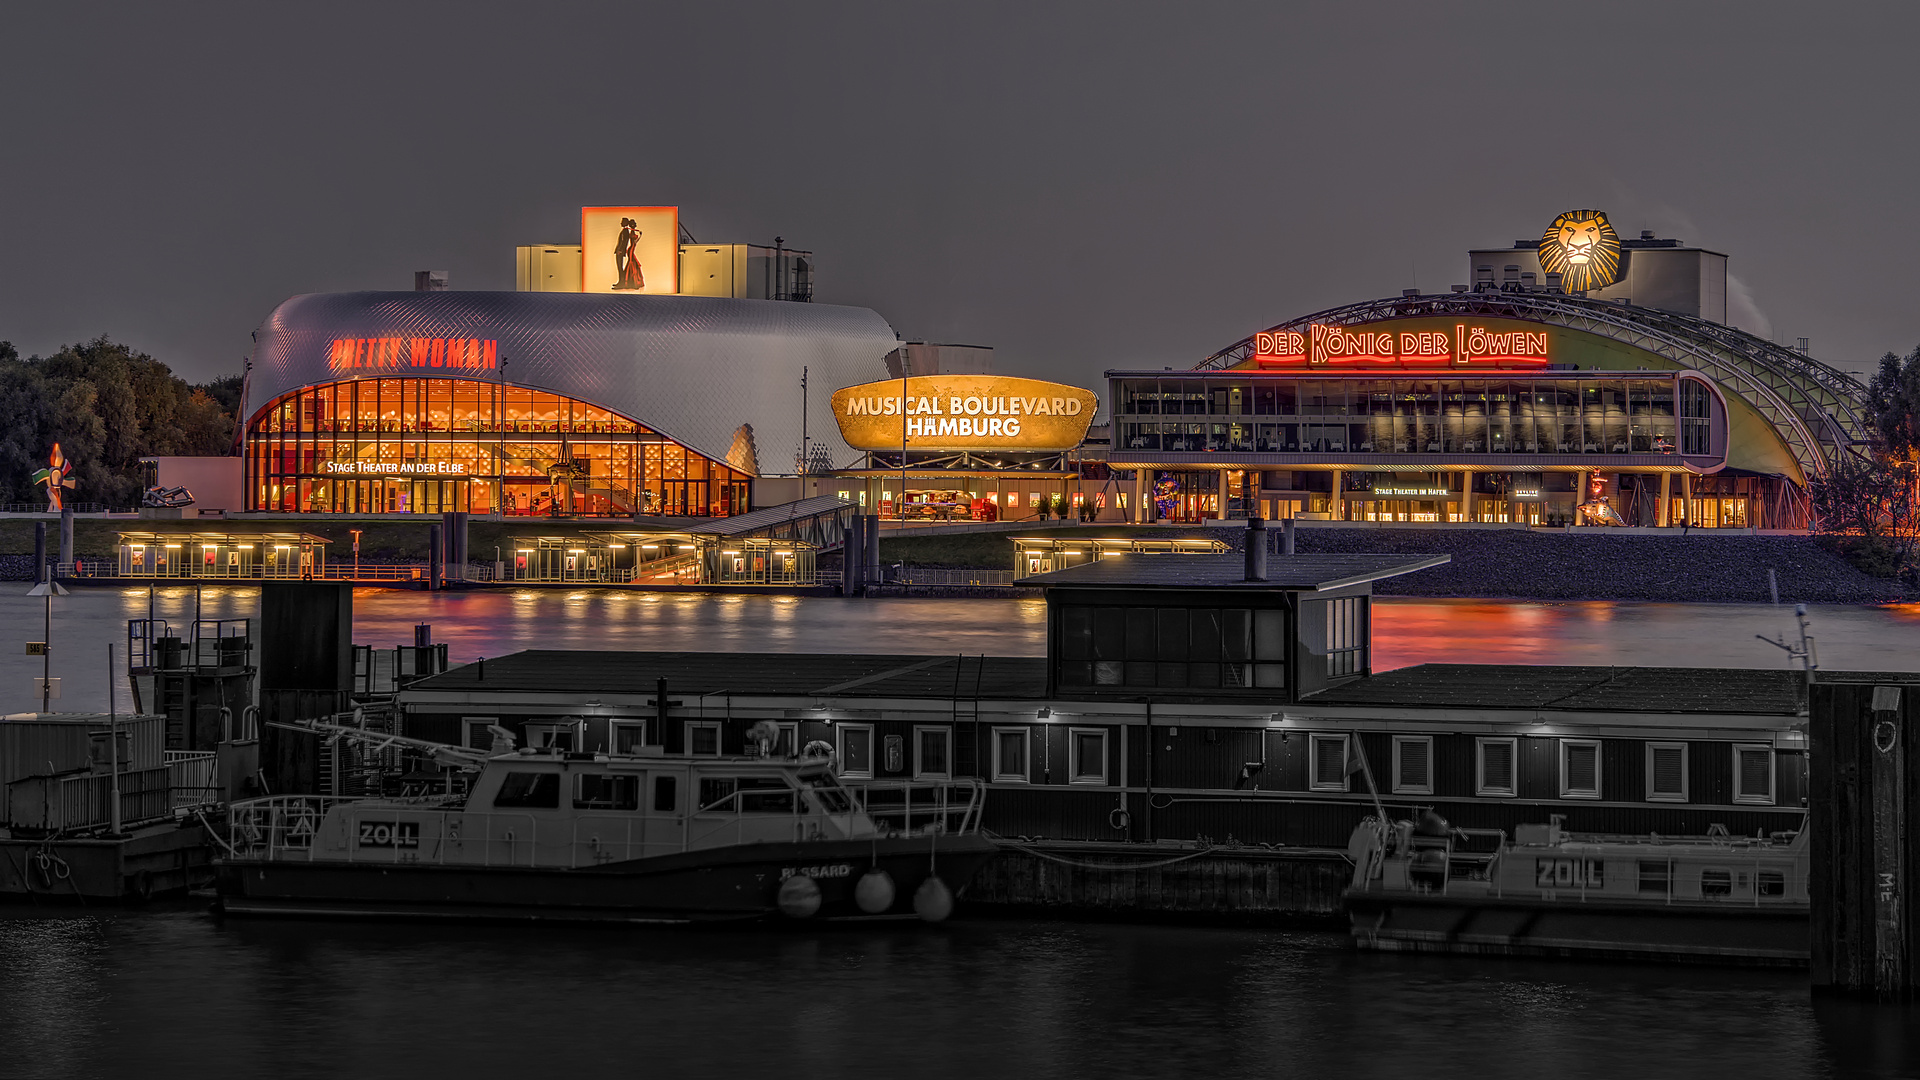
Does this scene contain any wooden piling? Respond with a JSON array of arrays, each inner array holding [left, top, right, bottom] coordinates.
[[1811, 675, 1918, 997]]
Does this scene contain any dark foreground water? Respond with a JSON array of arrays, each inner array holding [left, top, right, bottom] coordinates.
[[6, 586, 1920, 713], [0, 906, 1913, 1079]]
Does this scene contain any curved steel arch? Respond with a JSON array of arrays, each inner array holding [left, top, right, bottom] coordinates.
[[1194, 293, 1869, 478]]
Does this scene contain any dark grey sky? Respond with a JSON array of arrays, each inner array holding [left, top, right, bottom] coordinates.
[[3, 2, 1917, 388]]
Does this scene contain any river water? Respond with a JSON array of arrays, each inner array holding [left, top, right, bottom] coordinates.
[[5, 587, 1920, 714], [2, 587, 1918, 1075]]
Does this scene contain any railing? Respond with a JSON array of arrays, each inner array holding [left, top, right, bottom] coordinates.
[[887, 568, 1016, 587], [4, 766, 173, 833], [166, 751, 219, 809]]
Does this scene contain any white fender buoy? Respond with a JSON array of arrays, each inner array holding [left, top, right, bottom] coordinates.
[[913, 876, 954, 923], [855, 868, 896, 914], [777, 875, 821, 918]]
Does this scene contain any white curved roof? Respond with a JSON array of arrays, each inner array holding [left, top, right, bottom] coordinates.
[[248, 291, 901, 472]]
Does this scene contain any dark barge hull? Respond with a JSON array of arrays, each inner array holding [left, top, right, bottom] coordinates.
[[1345, 889, 1808, 967], [216, 836, 998, 923]]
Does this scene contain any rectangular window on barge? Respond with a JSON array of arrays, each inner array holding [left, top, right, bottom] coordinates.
[[1734, 744, 1775, 805], [1392, 735, 1432, 795], [1637, 860, 1671, 896], [1646, 742, 1688, 802], [1560, 739, 1601, 799], [992, 727, 1030, 783], [1310, 734, 1351, 793], [1477, 737, 1517, 798], [837, 724, 874, 780], [1068, 728, 1108, 785]]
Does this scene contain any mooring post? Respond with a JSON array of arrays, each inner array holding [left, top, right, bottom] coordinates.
[[58, 507, 73, 577], [1870, 684, 1907, 997], [428, 523, 442, 591], [1282, 518, 1296, 556]]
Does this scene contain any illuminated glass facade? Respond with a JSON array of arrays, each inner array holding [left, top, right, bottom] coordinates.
[[247, 377, 751, 517], [1115, 375, 1682, 457]]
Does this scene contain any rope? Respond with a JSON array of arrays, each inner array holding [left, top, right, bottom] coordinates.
[[990, 833, 1220, 871]]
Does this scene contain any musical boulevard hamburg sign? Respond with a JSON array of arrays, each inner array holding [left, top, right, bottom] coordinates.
[[1252, 322, 1551, 369]]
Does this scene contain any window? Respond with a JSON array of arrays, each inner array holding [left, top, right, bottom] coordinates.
[[653, 775, 677, 812], [491, 770, 559, 809], [684, 722, 721, 757], [698, 777, 737, 812], [1679, 379, 1713, 456], [525, 720, 583, 751], [1310, 734, 1351, 792], [1560, 739, 1601, 799], [1734, 744, 1775, 805], [838, 724, 874, 779], [1057, 604, 1284, 691], [462, 717, 500, 750], [1646, 742, 1688, 802], [1326, 597, 1368, 677], [1068, 728, 1108, 785], [1392, 735, 1432, 795], [1476, 738, 1517, 797], [738, 776, 797, 813], [1637, 860, 1671, 896], [914, 726, 953, 780], [612, 720, 650, 754], [991, 727, 1030, 783], [1701, 869, 1732, 898], [1758, 870, 1786, 898], [574, 773, 639, 811]]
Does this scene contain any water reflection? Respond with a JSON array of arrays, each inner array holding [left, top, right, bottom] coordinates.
[[3, 586, 1920, 714]]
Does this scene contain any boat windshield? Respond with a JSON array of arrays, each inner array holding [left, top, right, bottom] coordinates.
[[804, 776, 854, 813]]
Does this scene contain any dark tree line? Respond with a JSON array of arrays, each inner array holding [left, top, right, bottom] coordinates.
[[1809, 344, 1920, 582], [0, 337, 241, 509]]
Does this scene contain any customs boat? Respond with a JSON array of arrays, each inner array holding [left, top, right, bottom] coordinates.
[[1343, 812, 1808, 965], [215, 723, 995, 924]]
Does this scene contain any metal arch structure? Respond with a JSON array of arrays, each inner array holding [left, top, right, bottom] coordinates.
[[1193, 293, 1871, 479]]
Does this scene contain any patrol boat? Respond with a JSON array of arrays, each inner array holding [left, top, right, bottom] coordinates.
[[215, 722, 995, 924], [1343, 812, 1808, 965]]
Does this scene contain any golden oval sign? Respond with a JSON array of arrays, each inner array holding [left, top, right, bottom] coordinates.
[[832, 375, 1098, 452]]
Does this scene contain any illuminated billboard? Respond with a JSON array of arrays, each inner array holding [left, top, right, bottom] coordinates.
[[832, 375, 1098, 452], [1252, 318, 1551, 369], [1539, 209, 1624, 294], [581, 206, 679, 294]]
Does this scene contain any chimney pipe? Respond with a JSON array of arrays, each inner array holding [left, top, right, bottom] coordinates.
[[1244, 517, 1268, 582]]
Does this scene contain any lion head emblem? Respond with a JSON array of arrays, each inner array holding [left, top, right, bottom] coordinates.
[[1539, 210, 1624, 294]]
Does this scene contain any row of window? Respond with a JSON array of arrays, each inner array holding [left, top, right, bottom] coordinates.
[[467, 718, 1112, 786], [466, 720, 1777, 804], [1311, 734, 1778, 805]]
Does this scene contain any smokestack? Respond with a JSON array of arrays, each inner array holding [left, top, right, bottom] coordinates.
[[1244, 517, 1268, 582]]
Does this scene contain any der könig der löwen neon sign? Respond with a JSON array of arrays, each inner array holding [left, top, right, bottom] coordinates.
[[1252, 324, 1550, 369]]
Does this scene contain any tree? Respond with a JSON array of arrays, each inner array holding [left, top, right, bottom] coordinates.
[[1865, 344, 1920, 461], [1807, 452, 1920, 582], [0, 336, 241, 508]]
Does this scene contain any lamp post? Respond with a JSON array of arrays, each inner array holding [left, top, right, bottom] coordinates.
[[27, 576, 68, 712]]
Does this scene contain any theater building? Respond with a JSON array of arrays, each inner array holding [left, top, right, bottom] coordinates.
[[241, 206, 898, 517], [1107, 211, 1869, 528]]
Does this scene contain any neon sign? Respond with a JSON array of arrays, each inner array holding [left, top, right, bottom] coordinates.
[[1253, 323, 1549, 368], [327, 337, 499, 372], [323, 462, 470, 475]]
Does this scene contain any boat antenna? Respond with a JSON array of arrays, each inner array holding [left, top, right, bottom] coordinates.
[[1755, 569, 1817, 709]]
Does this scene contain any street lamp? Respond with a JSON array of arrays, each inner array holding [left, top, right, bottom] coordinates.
[[26, 577, 68, 712]]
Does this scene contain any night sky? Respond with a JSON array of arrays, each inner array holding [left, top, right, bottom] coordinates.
[[3, 2, 1916, 388]]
